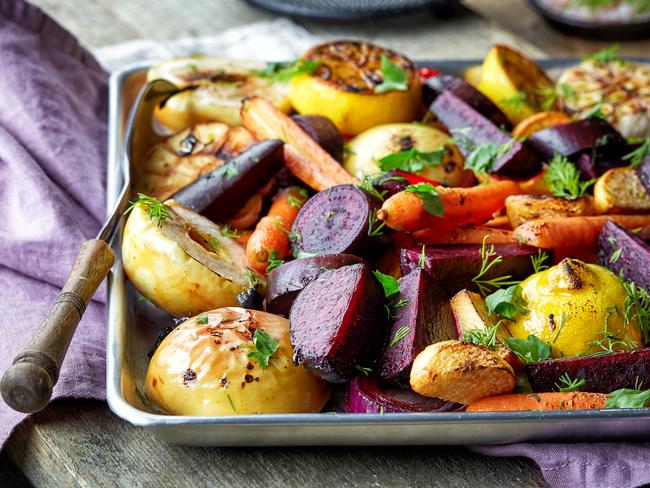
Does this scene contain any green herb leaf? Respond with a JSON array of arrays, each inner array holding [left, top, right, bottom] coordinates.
[[125, 193, 172, 227], [623, 280, 650, 344], [196, 314, 209, 325], [265, 250, 284, 273], [388, 325, 411, 348], [500, 91, 531, 116], [373, 270, 400, 299], [485, 284, 528, 321], [539, 83, 577, 111], [583, 103, 606, 120], [505, 334, 551, 363], [255, 59, 321, 82], [555, 372, 586, 392], [623, 139, 650, 169], [418, 244, 427, 270], [471, 237, 521, 296], [378, 147, 445, 173], [403, 182, 444, 217], [221, 225, 241, 238], [544, 154, 596, 199], [531, 249, 550, 274], [355, 364, 373, 376], [374, 55, 408, 94], [368, 209, 386, 237], [582, 44, 625, 64], [463, 140, 515, 178], [223, 164, 239, 179], [606, 387, 650, 409], [359, 173, 408, 202], [461, 324, 500, 350], [244, 329, 279, 369]]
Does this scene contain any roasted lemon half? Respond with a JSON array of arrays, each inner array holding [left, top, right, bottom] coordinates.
[[288, 40, 422, 136]]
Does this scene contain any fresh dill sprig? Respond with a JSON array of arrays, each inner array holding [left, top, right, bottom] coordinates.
[[388, 325, 411, 348], [531, 249, 550, 273], [555, 373, 586, 393], [461, 324, 500, 350], [471, 237, 521, 296], [125, 193, 171, 227]]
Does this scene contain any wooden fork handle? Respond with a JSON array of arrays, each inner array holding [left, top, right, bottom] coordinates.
[[1, 239, 115, 413]]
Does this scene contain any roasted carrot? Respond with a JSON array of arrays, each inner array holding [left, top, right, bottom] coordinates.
[[240, 97, 358, 191], [514, 215, 650, 249], [512, 112, 571, 139], [484, 215, 512, 229], [466, 392, 607, 412], [245, 187, 308, 273], [412, 225, 517, 245], [224, 192, 263, 229], [378, 180, 520, 232]]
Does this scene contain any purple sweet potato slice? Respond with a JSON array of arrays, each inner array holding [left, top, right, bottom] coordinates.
[[429, 90, 540, 178], [266, 254, 366, 315], [423, 74, 511, 130], [598, 220, 650, 292], [526, 348, 650, 393], [289, 263, 389, 382], [401, 244, 541, 298], [290, 184, 385, 258], [637, 154, 650, 194], [525, 118, 626, 161], [378, 268, 456, 387]]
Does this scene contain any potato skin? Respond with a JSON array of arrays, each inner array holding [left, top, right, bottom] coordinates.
[[593, 167, 650, 214], [146, 308, 330, 415], [410, 340, 515, 405]]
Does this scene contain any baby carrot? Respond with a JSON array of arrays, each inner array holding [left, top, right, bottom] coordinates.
[[466, 392, 607, 412]]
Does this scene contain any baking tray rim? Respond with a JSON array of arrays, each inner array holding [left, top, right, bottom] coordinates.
[[105, 57, 650, 432]]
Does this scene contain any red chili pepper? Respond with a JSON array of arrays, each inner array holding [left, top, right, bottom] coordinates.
[[394, 170, 440, 186], [419, 67, 439, 81]]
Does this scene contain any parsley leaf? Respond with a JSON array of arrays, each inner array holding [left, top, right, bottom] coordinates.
[[196, 314, 209, 325], [485, 284, 528, 321], [374, 55, 408, 94], [378, 147, 445, 173], [373, 270, 400, 299], [463, 140, 515, 178], [404, 183, 444, 217], [244, 329, 279, 369], [505, 334, 551, 363], [255, 59, 321, 82], [582, 44, 625, 65], [623, 139, 650, 169], [125, 193, 172, 227], [544, 154, 596, 199], [606, 387, 650, 409], [265, 250, 284, 273]]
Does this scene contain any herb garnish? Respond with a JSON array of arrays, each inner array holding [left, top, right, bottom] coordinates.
[[404, 183, 444, 217], [623, 138, 650, 169], [500, 91, 531, 116], [463, 140, 515, 178], [288, 228, 302, 244], [246, 269, 260, 289], [221, 225, 240, 238], [606, 387, 650, 409], [539, 83, 577, 111], [418, 244, 427, 270], [359, 173, 408, 202], [373, 271, 400, 299], [287, 188, 308, 208], [243, 329, 279, 369], [505, 334, 551, 363], [385, 298, 409, 320], [555, 373, 586, 393], [462, 324, 500, 350], [355, 365, 373, 376], [583, 103, 606, 120], [226, 394, 237, 412], [374, 55, 408, 94], [531, 249, 550, 273], [255, 59, 321, 82], [583, 44, 625, 65], [388, 326, 411, 348], [368, 209, 386, 237], [266, 250, 284, 272], [471, 237, 521, 296], [623, 280, 650, 343], [608, 237, 623, 264], [125, 193, 172, 227], [583, 305, 637, 356], [485, 284, 528, 321], [378, 147, 446, 173], [223, 164, 239, 179], [544, 154, 596, 199], [196, 314, 209, 325]]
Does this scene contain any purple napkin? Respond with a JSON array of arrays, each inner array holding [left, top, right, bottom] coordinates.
[[0, 2, 649, 487], [0, 0, 108, 445]]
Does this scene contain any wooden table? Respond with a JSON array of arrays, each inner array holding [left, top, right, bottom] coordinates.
[[3, 1, 636, 486]]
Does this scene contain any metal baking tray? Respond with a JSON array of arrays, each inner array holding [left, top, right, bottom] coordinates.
[[106, 58, 650, 446]]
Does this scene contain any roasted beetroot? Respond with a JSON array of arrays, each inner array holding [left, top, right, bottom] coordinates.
[[401, 244, 540, 297], [378, 268, 456, 387], [290, 184, 386, 258], [598, 220, 650, 291], [266, 254, 366, 315], [429, 90, 540, 178], [637, 154, 650, 194], [526, 118, 626, 161], [423, 74, 510, 129], [289, 263, 389, 382], [526, 348, 650, 393], [291, 114, 344, 163]]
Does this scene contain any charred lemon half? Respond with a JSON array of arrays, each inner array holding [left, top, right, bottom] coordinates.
[[288, 40, 422, 136]]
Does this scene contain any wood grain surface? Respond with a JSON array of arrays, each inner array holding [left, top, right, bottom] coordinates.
[[5, 0, 622, 485]]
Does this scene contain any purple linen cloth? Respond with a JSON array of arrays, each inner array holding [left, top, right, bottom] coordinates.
[[0, 3, 649, 488], [0, 0, 108, 446]]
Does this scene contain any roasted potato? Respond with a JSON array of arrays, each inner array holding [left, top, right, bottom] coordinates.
[[410, 340, 516, 404], [593, 167, 650, 214], [505, 194, 595, 227]]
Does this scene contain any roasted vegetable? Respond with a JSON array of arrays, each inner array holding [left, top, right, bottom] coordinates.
[[526, 348, 650, 394], [241, 96, 358, 191], [289, 263, 389, 382], [147, 56, 291, 130], [505, 194, 595, 227], [288, 40, 422, 135], [593, 167, 650, 214], [512, 112, 571, 139], [266, 254, 366, 315], [146, 308, 330, 415], [508, 258, 643, 358], [291, 184, 386, 258], [379, 269, 456, 387], [171, 139, 284, 223], [122, 199, 264, 317], [410, 340, 516, 404], [412, 225, 516, 245], [466, 392, 607, 412], [598, 220, 650, 292], [291, 114, 344, 162]]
